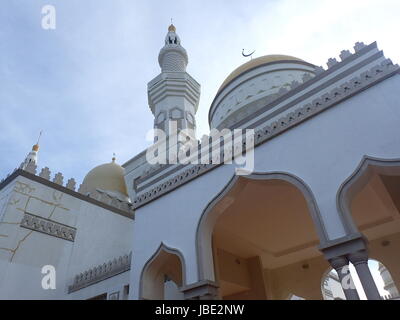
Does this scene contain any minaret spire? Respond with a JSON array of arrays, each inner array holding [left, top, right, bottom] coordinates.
[[35, 130, 42, 148], [21, 131, 42, 170], [158, 23, 187, 72], [148, 24, 201, 139]]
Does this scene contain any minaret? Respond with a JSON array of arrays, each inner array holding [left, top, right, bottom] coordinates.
[[148, 24, 201, 140], [21, 143, 39, 170], [21, 132, 41, 170]]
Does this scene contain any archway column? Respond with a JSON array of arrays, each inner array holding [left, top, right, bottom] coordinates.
[[348, 250, 381, 300], [329, 256, 360, 300], [320, 233, 367, 300]]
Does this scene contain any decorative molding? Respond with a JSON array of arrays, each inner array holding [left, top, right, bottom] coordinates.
[[20, 212, 76, 242], [133, 58, 399, 209], [68, 252, 132, 293], [148, 72, 201, 114]]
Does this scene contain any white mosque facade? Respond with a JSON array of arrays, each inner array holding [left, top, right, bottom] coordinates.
[[1, 25, 400, 300]]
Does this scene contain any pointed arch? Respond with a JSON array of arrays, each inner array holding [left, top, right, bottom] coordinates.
[[336, 156, 400, 235], [196, 171, 328, 281], [139, 242, 186, 300]]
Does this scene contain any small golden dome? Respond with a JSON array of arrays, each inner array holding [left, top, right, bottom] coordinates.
[[32, 144, 39, 152], [218, 54, 305, 93], [168, 24, 176, 32], [82, 160, 128, 197]]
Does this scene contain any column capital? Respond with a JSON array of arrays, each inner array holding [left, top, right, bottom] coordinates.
[[348, 249, 369, 266], [319, 233, 367, 260], [329, 256, 349, 271]]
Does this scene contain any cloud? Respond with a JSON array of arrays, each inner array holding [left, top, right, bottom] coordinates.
[[1, 0, 399, 184]]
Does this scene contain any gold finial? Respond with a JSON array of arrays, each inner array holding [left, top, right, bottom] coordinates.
[[112, 153, 116, 162], [168, 19, 176, 32], [32, 131, 42, 151]]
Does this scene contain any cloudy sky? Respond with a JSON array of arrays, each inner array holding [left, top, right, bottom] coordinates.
[[1, 0, 399, 184]]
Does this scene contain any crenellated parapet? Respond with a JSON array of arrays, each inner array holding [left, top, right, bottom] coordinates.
[[0, 164, 134, 218], [68, 252, 132, 293]]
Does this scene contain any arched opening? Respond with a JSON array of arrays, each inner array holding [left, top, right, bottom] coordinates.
[[321, 267, 346, 300], [321, 259, 399, 300], [197, 173, 329, 300], [140, 244, 185, 300], [338, 157, 400, 299]]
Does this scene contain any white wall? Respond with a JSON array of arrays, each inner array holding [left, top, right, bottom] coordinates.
[[0, 175, 133, 299], [129, 74, 400, 299]]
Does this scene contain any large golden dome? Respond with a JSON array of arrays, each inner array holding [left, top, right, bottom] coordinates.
[[209, 54, 315, 129], [218, 54, 305, 93], [82, 159, 128, 197]]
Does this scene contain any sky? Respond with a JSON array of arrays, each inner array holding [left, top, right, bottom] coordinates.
[[1, 0, 400, 184]]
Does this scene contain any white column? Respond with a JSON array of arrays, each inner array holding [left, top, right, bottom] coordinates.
[[329, 256, 360, 300], [348, 250, 381, 300]]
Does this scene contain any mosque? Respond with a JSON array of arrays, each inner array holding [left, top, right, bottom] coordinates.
[[1, 24, 400, 300]]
